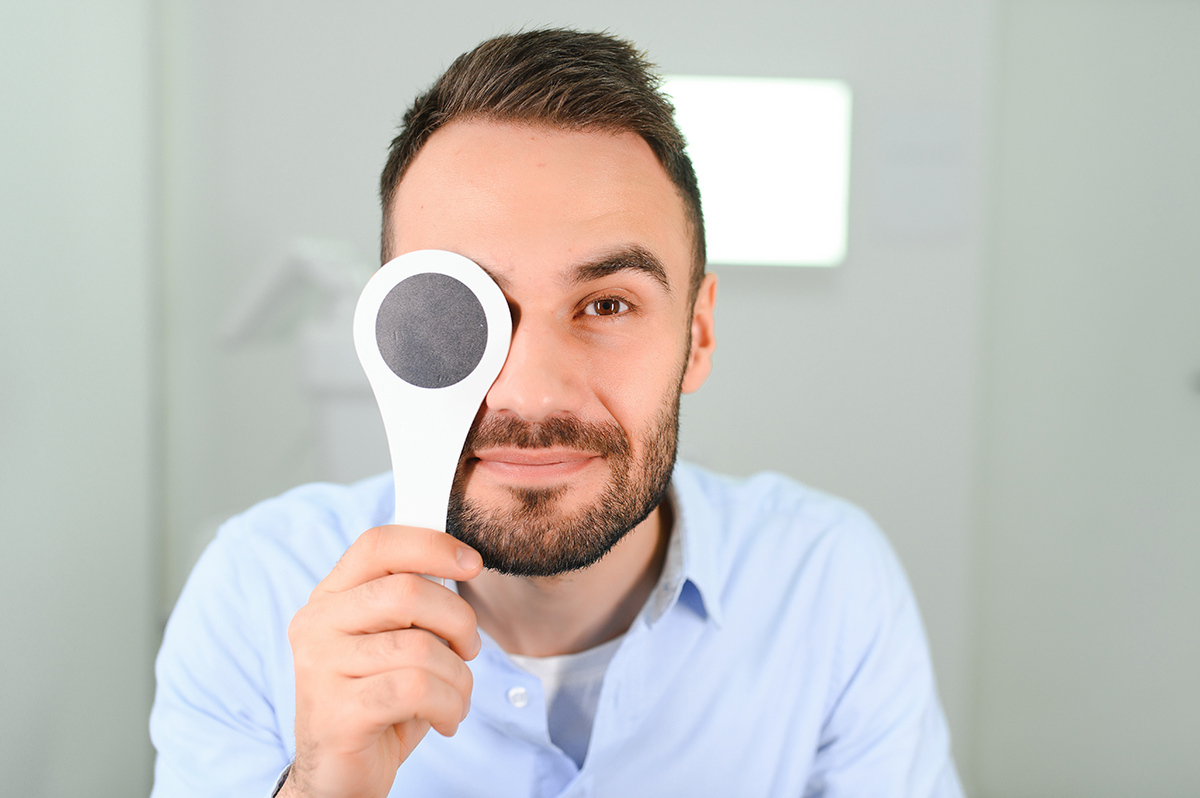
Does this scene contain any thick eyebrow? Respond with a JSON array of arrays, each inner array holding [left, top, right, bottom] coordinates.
[[570, 246, 672, 295], [473, 246, 672, 296]]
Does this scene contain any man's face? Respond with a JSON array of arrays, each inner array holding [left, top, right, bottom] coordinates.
[[389, 121, 716, 576]]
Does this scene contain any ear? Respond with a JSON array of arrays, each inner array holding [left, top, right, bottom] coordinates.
[[681, 272, 718, 394]]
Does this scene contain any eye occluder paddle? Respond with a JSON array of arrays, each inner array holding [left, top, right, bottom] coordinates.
[[353, 249, 512, 534]]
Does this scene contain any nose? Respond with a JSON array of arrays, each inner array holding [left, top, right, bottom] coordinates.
[[483, 313, 587, 423]]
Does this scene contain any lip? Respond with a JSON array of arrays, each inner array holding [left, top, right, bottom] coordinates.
[[470, 448, 602, 482]]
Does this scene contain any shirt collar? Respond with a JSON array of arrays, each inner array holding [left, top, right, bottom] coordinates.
[[643, 461, 724, 628]]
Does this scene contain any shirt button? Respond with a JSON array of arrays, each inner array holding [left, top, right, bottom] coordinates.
[[507, 686, 529, 708]]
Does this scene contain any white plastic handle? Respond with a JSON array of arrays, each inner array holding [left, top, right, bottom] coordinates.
[[353, 250, 511, 533]]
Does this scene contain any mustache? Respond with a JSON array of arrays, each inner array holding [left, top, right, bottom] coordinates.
[[464, 415, 631, 459]]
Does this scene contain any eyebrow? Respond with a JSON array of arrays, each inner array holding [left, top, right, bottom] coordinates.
[[570, 246, 672, 295], [475, 245, 673, 296]]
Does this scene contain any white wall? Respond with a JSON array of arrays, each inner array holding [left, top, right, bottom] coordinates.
[[0, 1, 158, 795], [157, 2, 995, 781], [975, 3, 1200, 795]]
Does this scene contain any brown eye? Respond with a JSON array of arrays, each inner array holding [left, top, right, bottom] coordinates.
[[586, 297, 629, 316]]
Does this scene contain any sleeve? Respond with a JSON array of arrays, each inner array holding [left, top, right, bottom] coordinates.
[[803, 521, 964, 798], [149, 525, 295, 798]]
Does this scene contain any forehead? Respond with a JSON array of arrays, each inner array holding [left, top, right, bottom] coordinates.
[[388, 121, 692, 291]]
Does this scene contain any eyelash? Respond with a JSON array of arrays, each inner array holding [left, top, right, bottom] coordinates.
[[582, 296, 633, 317]]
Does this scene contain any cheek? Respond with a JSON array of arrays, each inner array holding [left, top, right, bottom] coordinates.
[[575, 323, 688, 436]]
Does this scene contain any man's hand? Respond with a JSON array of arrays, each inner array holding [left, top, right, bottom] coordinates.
[[280, 525, 484, 798]]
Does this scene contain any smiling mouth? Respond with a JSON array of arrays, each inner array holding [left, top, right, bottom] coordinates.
[[470, 448, 603, 482]]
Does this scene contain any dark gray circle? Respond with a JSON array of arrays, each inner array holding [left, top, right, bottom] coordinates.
[[375, 272, 488, 389]]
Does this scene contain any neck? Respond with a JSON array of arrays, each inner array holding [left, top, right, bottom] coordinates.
[[458, 498, 672, 657]]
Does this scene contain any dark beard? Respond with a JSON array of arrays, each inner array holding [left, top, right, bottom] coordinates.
[[446, 395, 680, 577]]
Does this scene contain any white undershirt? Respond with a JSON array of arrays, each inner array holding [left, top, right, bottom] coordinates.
[[507, 634, 624, 768]]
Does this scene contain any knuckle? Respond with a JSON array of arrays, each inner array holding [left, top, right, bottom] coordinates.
[[458, 661, 474, 697], [390, 573, 422, 605], [447, 692, 467, 731], [345, 525, 386, 569], [447, 603, 477, 643], [376, 628, 426, 663], [357, 572, 413, 613], [390, 668, 433, 708], [460, 599, 478, 629], [287, 612, 304, 642], [405, 629, 439, 660], [360, 525, 385, 554], [288, 605, 316, 644]]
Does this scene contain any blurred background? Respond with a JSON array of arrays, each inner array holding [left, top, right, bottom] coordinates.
[[2, 0, 1197, 795]]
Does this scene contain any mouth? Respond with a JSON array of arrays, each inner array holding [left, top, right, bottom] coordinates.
[[469, 447, 604, 484]]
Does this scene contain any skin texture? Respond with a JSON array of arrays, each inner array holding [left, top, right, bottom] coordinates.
[[282, 121, 718, 798]]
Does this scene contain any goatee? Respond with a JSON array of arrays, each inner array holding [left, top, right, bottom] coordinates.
[[446, 396, 680, 577]]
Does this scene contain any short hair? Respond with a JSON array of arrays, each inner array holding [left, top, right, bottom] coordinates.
[[379, 28, 706, 299]]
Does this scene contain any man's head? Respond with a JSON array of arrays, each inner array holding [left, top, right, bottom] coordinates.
[[380, 30, 717, 577], [380, 28, 706, 300]]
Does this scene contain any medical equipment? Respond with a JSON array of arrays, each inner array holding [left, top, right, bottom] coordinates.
[[353, 249, 511, 534]]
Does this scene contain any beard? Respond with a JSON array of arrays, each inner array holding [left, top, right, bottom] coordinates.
[[445, 393, 681, 577]]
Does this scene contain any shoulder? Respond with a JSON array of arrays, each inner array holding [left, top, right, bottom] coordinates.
[[669, 465, 959, 791], [672, 462, 911, 631], [209, 472, 395, 583], [155, 472, 395, 716], [678, 463, 870, 522], [674, 461, 894, 573], [172, 472, 395, 639]]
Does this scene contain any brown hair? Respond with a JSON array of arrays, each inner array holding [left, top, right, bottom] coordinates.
[[379, 28, 706, 298]]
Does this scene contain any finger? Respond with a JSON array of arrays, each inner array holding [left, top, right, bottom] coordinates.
[[391, 718, 433, 766], [310, 573, 480, 660], [319, 526, 482, 594], [342, 628, 475, 701], [353, 667, 471, 738]]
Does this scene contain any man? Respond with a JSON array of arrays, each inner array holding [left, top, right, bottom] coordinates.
[[151, 29, 962, 797]]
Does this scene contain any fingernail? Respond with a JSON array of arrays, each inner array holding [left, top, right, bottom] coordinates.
[[457, 546, 481, 571]]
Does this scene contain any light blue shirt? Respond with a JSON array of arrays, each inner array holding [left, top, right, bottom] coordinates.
[[150, 462, 962, 797]]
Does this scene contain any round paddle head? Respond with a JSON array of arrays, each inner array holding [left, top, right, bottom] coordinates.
[[375, 272, 489, 390]]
